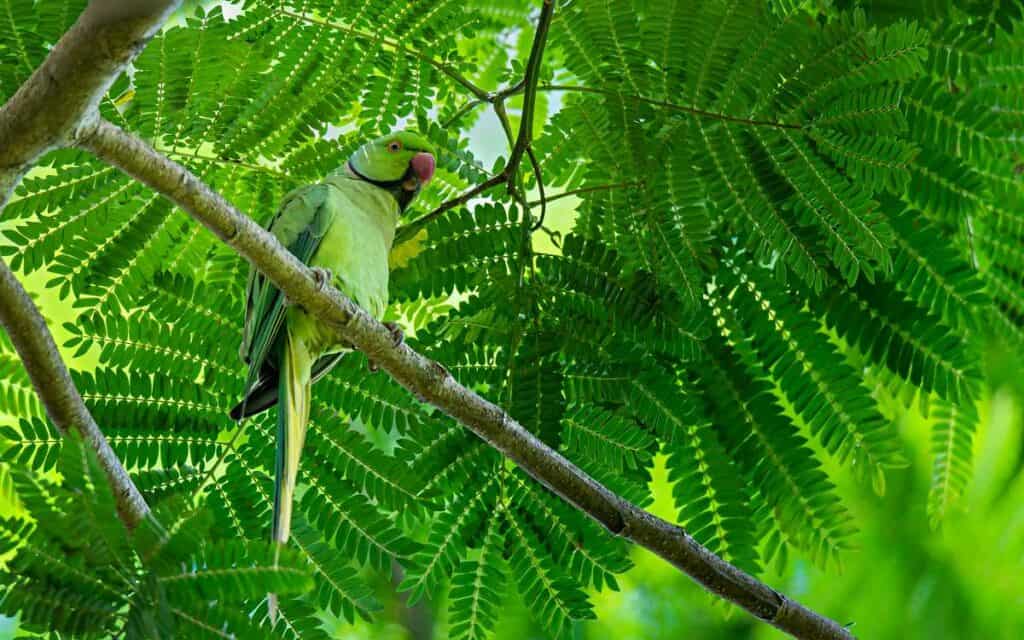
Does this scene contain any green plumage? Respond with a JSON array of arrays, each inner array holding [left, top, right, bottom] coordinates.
[[230, 132, 435, 615], [260, 174, 400, 545]]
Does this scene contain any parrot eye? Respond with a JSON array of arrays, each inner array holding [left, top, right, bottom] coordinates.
[[387, 141, 402, 152]]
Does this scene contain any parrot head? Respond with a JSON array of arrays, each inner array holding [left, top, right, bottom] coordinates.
[[347, 131, 436, 210]]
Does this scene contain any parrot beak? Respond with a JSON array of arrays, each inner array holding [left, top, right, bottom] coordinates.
[[410, 152, 435, 185]]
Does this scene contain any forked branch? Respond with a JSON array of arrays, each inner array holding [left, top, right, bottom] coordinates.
[[396, 0, 555, 244], [0, 0, 183, 528], [0, 0, 183, 207]]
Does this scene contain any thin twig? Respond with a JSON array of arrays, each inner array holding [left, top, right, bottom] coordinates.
[[77, 117, 855, 640], [493, 99, 517, 148], [526, 146, 546, 231], [528, 181, 643, 207], [158, 147, 295, 182], [395, 172, 508, 244], [279, 9, 490, 101], [442, 98, 487, 129], [537, 225, 562, 248]]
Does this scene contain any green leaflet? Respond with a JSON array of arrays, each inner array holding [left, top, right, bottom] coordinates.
[[447, 513, 507, 640], [721, 255, 907, 490], [0, 435, 312, 639], [1, 0, 1019, 637]]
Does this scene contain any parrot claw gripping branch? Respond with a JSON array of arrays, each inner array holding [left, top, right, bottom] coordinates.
[[0, 2, 856, 638], [368, 321, 406, 373]]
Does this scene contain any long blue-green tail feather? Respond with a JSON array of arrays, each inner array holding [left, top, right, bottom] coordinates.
[[269, 330, 312, 621]]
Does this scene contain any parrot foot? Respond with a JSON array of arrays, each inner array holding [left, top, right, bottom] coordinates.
[[430, 361, 449, 379], [384, 321, 405, 347], [367, 322, 405, 372], [311, 266, 333, 290], [284, 268, 330, 309]]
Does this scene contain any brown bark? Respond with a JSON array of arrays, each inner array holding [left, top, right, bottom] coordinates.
[[78, 118, 854, 640]]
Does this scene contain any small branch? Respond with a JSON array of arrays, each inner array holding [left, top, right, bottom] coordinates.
[[0, 258, 149, 527], [507, 0, 555, 178], [441, 98, 487, 129], [278, 9, 490, 101], [492, 99, 517, 149], [395, 172, 508, 244], [525, 146, 546, 231], [399, 1, 555, 243], [158, 147, 296, 182], [537, 84, 806, 130], [78, 118, 853, 640]]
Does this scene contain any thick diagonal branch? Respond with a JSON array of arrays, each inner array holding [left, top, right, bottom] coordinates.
[[0, 259, 149, 527], [77, 118, 854, 640], [0, 1, 182, 527], [1, 2, 850, 635]]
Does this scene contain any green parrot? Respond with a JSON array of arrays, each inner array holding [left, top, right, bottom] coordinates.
[[229, 131, 435, 612]]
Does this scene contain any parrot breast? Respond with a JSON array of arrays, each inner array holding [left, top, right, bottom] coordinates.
[[290, 175, 400, 358]]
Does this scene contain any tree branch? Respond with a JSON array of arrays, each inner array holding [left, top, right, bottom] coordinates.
[[441, 98, 487, 128], [397, 0, 556, 244], [0, 258, 149, 527], [395, 172, 508, 244], [76, 118, 854, 640], [0, 0, 183, 206], [0, 2, 852, 636], [525, 146, 547, 231], [507, 0, 554, 178], [0, 0, 182, 527]]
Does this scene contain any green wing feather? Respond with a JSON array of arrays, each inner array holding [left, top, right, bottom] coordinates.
[[239, 184, 336, 621], [237, 184, 335, 415]]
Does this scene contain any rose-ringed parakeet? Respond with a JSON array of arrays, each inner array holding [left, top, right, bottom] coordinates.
[[229, 132, 435, 612]]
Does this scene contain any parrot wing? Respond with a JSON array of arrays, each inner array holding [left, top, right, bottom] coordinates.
[[237, 184, 336, 414]]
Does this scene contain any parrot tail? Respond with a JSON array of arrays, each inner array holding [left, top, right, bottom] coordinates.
[[268, 330, 312, 622], [230, 353, 345, 421], [229, 371, 279, 421]]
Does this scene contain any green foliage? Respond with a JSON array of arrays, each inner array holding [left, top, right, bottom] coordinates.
[[1, 0, 1020, 638], [0, 434, 311, 639]]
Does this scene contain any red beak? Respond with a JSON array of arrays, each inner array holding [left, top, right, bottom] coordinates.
[[410, 152, 435, 184]]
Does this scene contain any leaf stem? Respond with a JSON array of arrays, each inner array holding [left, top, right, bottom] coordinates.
[[278, 9, 490, 101], [158, 147, 296, 182], [442, 98, 487, 128], [538, 84, 805, 129], [528, 181, 642, 207]]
